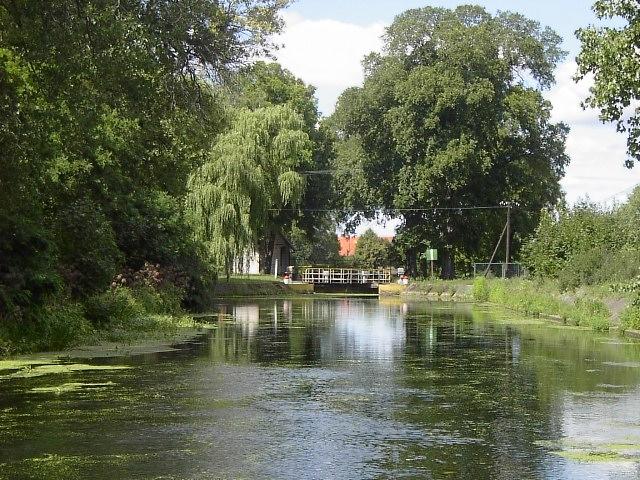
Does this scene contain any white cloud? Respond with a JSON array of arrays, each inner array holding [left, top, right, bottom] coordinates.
[[275, 12, 385, 115], [546, 61, 640, 205]]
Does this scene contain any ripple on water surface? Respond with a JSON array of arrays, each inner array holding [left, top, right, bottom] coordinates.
[[1, 299, 640, 479]]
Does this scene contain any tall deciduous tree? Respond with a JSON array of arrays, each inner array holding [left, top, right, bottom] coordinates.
[[186, 106, 311, 276], [577, 0, 640, 167], [331, 6, 569, 278]]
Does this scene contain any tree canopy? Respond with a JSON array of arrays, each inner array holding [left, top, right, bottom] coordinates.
[[330, 5, 569, 277], [576, 0, 640, 167], [354, 230, 392, 269], [0, 0, 288, 317]]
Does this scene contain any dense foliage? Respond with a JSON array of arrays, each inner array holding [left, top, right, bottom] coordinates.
[[186, 105, 311, 277], [522, 188, 640, 290], [229, 62, 338, 265], [0, 0, 289, 352], [289, 221, 341, 267], [353, 230, 393, 269], [330, 6, 569, 278], [577, 0, 640, 167]]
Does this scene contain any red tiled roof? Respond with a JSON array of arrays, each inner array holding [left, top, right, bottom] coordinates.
[[338, 236, 358, 256], [338, 235, 394, 257]]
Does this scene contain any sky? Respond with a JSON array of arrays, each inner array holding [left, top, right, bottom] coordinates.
[[272, 0, 640, 235]]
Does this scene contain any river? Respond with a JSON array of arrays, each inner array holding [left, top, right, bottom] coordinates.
[[1, 298, 640, 479]]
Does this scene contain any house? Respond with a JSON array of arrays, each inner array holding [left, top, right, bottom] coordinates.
[[338, 235, 394, 257], [270, 233, 294, 276], [233, 231, 294, 276], [338, 236, 358, 256]]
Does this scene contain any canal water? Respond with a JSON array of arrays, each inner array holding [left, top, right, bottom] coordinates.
[[1, 299, 640, 479]]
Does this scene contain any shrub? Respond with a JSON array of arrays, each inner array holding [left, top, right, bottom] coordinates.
[[557, 246, 606, 290], [0, 301, 92, 354], [569, 298, 610, 331], [132, 284, 184, 316], [40, 302, 93, 350], [0, 213, 60, 316], [472, 277, 490, 302], [83, 287, 145, 328], [55, 199, 122, 297], [621, 305, 640, 331], [83, 283, 185, 329], [522, 203, 624, 279], [557, 247, 640, 291]]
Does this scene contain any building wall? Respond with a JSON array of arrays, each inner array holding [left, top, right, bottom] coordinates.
[[270, 234, 292, 276], [234, 232, 293, 276], [233, 251, 261, 275]]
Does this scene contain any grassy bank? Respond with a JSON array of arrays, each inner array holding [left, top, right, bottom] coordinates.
[[214, 277, 306, 298], [0, 285, 198, 358], [471, 277, 635, 332]]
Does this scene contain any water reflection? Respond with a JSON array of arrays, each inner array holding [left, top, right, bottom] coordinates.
[[1, 299, 640, 479]]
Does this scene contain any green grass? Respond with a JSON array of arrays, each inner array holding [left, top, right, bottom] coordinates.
[[473, 278, 612, 332], [621, 305, 640, 331], [226, 274, 282, 283]]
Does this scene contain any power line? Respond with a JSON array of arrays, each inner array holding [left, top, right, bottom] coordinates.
[[597, 182, 640, 205], [271, 205, 515, 213], [300, 170, 334, 175]]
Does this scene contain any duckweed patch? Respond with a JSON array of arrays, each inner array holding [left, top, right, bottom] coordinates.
[[0, 359, 60, 372], [538, 439, 640, 463], [552, 450, 631, 463], [1, 363, 131, 380], [29, 382, 117, 394]]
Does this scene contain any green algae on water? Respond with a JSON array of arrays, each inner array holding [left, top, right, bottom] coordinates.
[[0, 359, 61, 372], [29, 382, 117, 394], [551, 450, 632, 463], [537, 439, 640, 463], [1, 363, 131, 380]]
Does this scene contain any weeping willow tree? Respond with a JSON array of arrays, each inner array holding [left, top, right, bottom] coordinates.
[[186, 105, 311, 275]]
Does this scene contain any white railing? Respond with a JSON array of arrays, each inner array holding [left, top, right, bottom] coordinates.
[[301, 268, 392, 285]]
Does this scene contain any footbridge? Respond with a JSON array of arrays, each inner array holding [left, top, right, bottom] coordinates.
[[300, 268, 393, 286]]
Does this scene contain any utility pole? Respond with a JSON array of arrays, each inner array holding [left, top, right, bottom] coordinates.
[[504, 204, 511, 278]]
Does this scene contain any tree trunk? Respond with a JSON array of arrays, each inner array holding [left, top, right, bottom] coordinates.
[[441, 248, 455, 280], [260, 231, 276, 275], [406, 248, 418, 277]]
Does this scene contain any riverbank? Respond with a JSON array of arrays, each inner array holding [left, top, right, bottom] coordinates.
[[0, 310, 217, 360], [3, 276, 637, 358], [380, 280, 474, 301], [383, 277, 639, 335], [0, 283, 212, 358], [214, 278, 313, 297]]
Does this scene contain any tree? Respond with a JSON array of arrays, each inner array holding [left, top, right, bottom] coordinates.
[[231, 61, 338, 245], [331, 6, 569, 278], [0, 0, 289, 314], [577, 1, 640, 167], [186, 105, 311, 276], [289, 220, 341, 266], [354, 230, 391, 269]]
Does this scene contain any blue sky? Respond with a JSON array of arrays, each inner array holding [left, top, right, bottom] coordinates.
[[273, 1, 640, 234]]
